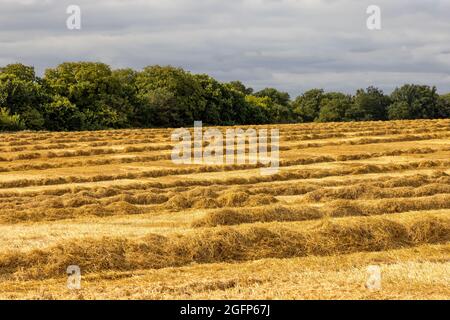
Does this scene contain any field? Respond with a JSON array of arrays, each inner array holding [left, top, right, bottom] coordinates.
[[0, 119, 449, 300]]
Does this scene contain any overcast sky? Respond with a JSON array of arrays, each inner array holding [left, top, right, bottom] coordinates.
[[1, 0, 450, 96]]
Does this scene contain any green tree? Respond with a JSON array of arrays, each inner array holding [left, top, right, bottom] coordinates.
[[196, 75, 257, 125], [388, 84, 440, 120], [135, 65, 206, 127], [437, 94, 450, 118], [194, 74, 228, 125], [227, 81, 253, 95], [222, 84, 258, 125], [244, 95, 271, 124], [254, 88, 290, 107], [111, 68, 140, 127], [43, 62, 131, 130], [0, 63, 46, 129], [43, 96, 84, 131], [253, 87, 293, 123], [292, 89, 324, 122], [21, 108, 45, 130], [349, 86, 390, 121], [0, 107, 24, 131], [317, 92, 353, 122], [0, 63, 36, 82], [137, 88, 179, 128], [1, 61, 448, 131], [387, 101, 411, 120]]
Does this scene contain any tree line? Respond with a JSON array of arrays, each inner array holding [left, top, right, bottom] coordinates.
[[0, 62, 449, 131]]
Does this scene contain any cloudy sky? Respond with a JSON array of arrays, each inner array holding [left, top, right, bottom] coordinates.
[[1, 0, 450, 96]]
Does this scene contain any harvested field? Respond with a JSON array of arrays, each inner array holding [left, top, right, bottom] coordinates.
[[0, 119, 449, 300]]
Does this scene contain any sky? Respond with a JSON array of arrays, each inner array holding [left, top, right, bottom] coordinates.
[[1, 0, 450, 97]]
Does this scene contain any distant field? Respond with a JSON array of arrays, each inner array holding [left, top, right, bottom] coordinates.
[[0, 119, 449, 300]]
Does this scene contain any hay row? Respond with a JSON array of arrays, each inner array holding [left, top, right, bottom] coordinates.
[[1, 120, 448, 154], [292, 133, 450, 150], [193, 194, 450, 227], [0, 154, 172, 173], [0, 137, 164, 153], [2, 144, 442, 174], [1, 119, 447, 143], [0, 159, 448, 196], [284, 126, 450, 141], [0, 170, 447, 213], [1, 173, 447, 212], [2, 178, 449, 223], [0, 144, 173, 162], [304, 182, 450, 202], [0, 215, 447, 279], [0, 130, 172, 145]]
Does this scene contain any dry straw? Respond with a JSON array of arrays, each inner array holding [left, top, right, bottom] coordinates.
[[0, 215, 447, 280]]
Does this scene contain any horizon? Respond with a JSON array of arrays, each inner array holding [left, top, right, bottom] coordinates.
[[4, 60, 450, 98]]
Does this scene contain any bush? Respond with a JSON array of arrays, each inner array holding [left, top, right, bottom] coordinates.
[[0, 107, 25, 131], [43, 96, 84, 131], [21, 107, 45, 130]]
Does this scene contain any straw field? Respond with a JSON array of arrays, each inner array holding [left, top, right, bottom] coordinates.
[[0, 119, 449, 299]]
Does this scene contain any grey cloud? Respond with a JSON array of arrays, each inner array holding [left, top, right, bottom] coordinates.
[[0, 0, 450, 96]]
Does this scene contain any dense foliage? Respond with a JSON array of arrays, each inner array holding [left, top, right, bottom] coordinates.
[[0, 62, 449, 131]]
